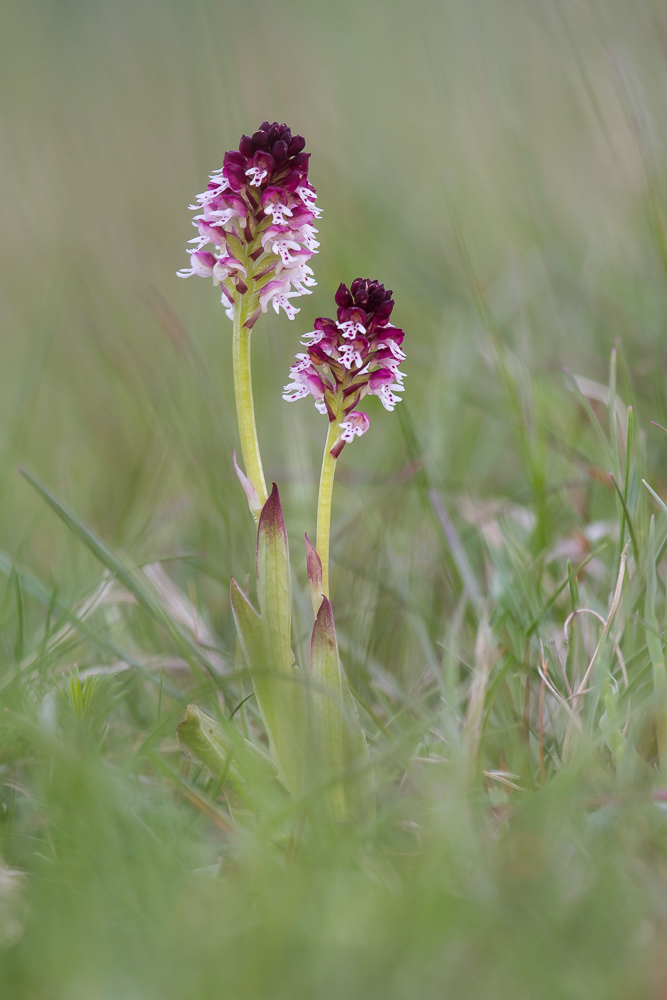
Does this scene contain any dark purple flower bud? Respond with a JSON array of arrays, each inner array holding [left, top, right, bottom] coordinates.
[[374, 299, 394, 322], [223, 162, 246, 192], [239, 134, 255, 157], [314, 317, 339, 337], [267, 122, 283, 143], [352, 280, 369, 308], [291, 152, 311, 173], [368, 285, 387, 308], [251, 130, 270, 150], [272, 139, 288, 162], [224, 150, 246, 167], [282, 169, 304, 193], [344, 278, 395, 322], [335, 284, 353, 308], [288, 135, 306, 156]]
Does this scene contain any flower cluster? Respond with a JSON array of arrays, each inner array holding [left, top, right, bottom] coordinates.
[[283, 279, 405, 454], [177, 122, 320, 322]]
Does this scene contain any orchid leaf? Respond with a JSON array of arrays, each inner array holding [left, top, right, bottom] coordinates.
[[310, 597, 373, 821], [310, 596, 346, 819], [256, 484, 293, 671], [230, 577, 305, 798]]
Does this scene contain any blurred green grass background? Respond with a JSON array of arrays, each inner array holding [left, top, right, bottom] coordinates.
[[2, 0, 667, 996]]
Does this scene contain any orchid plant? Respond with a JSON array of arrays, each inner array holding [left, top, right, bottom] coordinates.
[[176, 123, 405, 824], [177, 121, 320, 519], [283, 278, 406, 604]]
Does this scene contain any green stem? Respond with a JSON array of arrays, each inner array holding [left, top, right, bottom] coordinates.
[[316, 416, 341, 598], [232, 295, 268, 518]]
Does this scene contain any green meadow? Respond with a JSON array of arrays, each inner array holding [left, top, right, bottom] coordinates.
[[2, 0, 667, 996]]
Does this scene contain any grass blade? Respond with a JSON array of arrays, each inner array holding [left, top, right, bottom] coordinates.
[[19, 468, 225, 684]]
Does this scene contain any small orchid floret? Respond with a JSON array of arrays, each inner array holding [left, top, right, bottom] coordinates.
[[176, 250, 217, 279], [295, 184, 322, 217], [338, 344, 364, 370], [337, 320, 366, 340], [213, 255, 247, 283], [259, 277, 302, 319], [282, 368, 326, 403], [261, 187, 294, 225], [280, 261, 316, 296], [177, 121, 320, 321], [193, 219, 228, 247], [272, 293, 301, 320], [339, 411, 370, 442]]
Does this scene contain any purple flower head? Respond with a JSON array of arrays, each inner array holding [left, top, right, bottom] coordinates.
[[177, 122, 320, 321], [283, 279, 405, 456]]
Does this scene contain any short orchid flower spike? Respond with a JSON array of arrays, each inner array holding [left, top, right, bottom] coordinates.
[[283, 278, 405, 455], [286, 279, 405, 600], [177, 122, 320, 322]]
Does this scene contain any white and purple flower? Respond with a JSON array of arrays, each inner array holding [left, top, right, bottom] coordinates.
[[283, 279, 406, 456], [177, 122, 320, 321]]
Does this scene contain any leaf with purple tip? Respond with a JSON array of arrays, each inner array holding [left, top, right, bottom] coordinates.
[[310, 597, 373, 821], [230, 484, 306, 797]]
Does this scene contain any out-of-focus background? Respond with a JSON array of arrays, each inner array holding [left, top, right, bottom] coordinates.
[[3, 0, 667, 597], [3, 1, 667, 997]]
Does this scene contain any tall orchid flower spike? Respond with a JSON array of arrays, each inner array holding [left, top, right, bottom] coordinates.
[[284, 279, 406, 600], [178, 122, 320, 519]]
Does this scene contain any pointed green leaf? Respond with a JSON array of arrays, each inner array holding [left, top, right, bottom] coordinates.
[[229, 579, 278, 747], [310, 596, 346, 819], [256, 484, 292, 672], [310, 597, 373, 821], [230, 578, 305, 797]]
